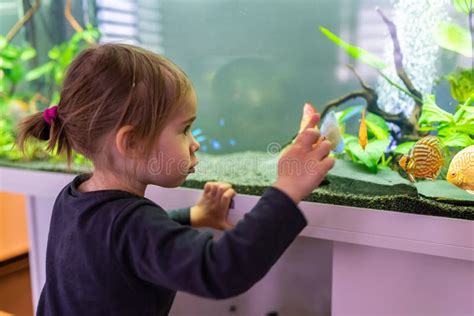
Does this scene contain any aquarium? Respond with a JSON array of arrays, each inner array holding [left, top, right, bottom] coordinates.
[[0, 0, 473, 219]]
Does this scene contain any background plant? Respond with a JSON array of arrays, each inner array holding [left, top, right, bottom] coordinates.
[[0, 25, 99, 164], [25, 24, 99, 105]]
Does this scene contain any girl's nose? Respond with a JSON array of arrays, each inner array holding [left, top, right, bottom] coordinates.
[[191, 137, 200, 152]]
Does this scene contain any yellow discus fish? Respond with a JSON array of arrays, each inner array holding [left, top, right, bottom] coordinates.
[[446, 145, 474, 194], [398, 136, 445, 182], [358, 109, 368, 150]]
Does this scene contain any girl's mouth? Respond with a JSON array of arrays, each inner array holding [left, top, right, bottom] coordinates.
[[189, 160, 199, 173], [188, 162, 198, 173]]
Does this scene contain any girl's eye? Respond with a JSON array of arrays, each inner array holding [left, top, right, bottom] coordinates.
[[183, 126, 191, 134]]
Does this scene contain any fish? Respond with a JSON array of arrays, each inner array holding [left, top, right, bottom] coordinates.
[[320, 110, 344, 152], [446, 145, 474, 194], [298, 103, 344, 151], [398, 135, 445, 182], [358, 109, 368, 150]]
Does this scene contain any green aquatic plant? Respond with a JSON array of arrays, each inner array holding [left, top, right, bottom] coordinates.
[[433, 21, 472, 57], [0, 37, 43, 160], [343, 136, 391, 173], [393, 140, 416, 155], [434, 0, 473, 58], [26, 24, 100, 104], [0, 24, 99, 163], [445, 68, 474, 103], [336, 106, 392, 173], [453, 0, 473, 13], [0, 36, 36, 96], [418, 94, 474, 148], [319, 26, 387, 70]]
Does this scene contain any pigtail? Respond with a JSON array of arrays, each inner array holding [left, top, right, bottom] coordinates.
[[17, 107, 73, 165], [17, 111, 51, 150], [49, 119, 73, 166]]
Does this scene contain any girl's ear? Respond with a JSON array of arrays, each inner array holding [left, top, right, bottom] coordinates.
[[115, 125, 136, 157]]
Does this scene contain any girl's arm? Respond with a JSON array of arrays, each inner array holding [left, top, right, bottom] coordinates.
[[112, 186, 306, 299], [167, 208, 191, 225]]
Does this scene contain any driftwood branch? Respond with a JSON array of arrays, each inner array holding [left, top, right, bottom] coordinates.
[[320, 90, 368, 119], [6, 0, 41, 42], [319, 64, 421, 140], [65, 0, 84, 33]]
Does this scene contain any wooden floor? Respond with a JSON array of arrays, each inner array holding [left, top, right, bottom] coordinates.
[[0, 255, 33, 316]]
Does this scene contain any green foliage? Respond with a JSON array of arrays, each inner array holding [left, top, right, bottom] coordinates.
[[319, 26, 387, 70], [0, 116, 15, 155], [337, 105, 390, 140], [365, 112, 390, 140], [453, 0, 473, 14], [0, 36, 37, 95], [344, 135, 391, 173], [433, 21, 472, 57], [336, 106, 391, 172], [445, 68, 474, 103], [26, 24, 100, 88], [393, 141, 416, 155], [0, 25, 99, 164], [0, 37, 41, 161], [418, 94, 454, 126], [418, 95, 474, 148]]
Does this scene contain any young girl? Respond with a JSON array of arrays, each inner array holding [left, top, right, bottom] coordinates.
[[18, 44, 334, 315]]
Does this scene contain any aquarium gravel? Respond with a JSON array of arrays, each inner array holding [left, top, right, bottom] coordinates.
[[1, 151, 472, 220]]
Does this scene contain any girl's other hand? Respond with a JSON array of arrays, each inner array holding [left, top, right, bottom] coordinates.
[[190, 182, 236, 230]]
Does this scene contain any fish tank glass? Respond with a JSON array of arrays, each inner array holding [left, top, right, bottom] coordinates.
[[1, 0, 473, 219]]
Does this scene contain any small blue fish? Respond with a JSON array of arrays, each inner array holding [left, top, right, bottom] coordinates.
[[196, 135, 207, 142], [228, 139, 237, 146], [192, 128, 203, 136], [211, 139, 221, 150], [320, 110, 344, 152]]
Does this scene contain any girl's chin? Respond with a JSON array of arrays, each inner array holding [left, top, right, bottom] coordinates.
[[147, 169, 195, 188], [171, 174, 191, 187]]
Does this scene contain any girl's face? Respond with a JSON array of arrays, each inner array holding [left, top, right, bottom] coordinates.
[[142, 90, 200, 188]]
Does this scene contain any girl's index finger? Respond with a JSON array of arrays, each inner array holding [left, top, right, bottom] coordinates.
[[298, 103, 320, 133], [301, 113, 320, 132]]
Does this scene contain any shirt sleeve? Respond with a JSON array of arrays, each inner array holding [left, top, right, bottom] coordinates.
[[167, 207, 191, 226], [112, 186, 307, 299]]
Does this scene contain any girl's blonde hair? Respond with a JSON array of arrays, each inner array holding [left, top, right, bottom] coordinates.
[[17, 44, 192, 166]]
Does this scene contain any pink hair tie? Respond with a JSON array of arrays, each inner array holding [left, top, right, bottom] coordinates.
[[43, 105, 58, 125]]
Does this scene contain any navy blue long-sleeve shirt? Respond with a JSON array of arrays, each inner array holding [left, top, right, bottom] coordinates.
[[37, 174, 307, 315]]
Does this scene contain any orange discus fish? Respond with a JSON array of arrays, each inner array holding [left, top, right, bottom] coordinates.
[[398, 136, 445, 182], [446, 145, 474, 194], [358, 109, 368, 150]]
